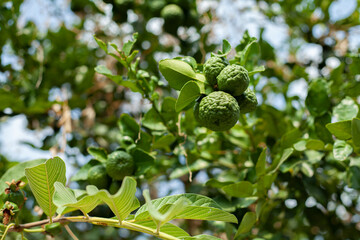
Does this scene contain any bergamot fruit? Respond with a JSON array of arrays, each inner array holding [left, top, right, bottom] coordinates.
[[217, 65, 250, 96], [196, 91, 240, 131], [106, 151, 135, 180], [203, 57, 228, 86], [236, 89, 258, 114], [161, 4, 184, 34], [87, 165, 109, 189]]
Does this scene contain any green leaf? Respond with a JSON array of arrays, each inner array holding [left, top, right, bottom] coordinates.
[[86, 177, 139, 222], [249, 65, 265, 76], [305, 79, 330, 117], [87, 147, 107, 163], [0, 159, 46, 197], [238, 37, 258, 66], [142, 190, 189, 230], [222, 181, 254, 198], [153, 134, 176, 150], [94, 36, 108, 53], [132, 148, 155, 176], [222, 39, 231, 55], [142, 107, 167, 131], [255, 148, 267, 177], [326, 120, 352, 140], [94, 65, 143, 93], [159, 59, 198, 90], [132, 219, 189, 238], [170, 160, 210, 179], [269, 148, 294, 173], [352, 118, 360, 147], [348, 166, 360, 189], [180, 235, 222, 240], [235, 212, 256, 237], [122, 33, 138, 56], [135, 194, 237, 223], [53, 182, 102, 216], [306, 139, 325, 150], [25, 157, 66, 218], [333, 140, 353, 161], [71, 159, 99, 182], [118, 113, 140, 140], [333, 97, 359, 121], [175, 81, 201, 112]]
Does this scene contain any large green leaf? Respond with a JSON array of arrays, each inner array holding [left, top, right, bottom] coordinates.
[[159, 59, 198, 90], [333, 140, 353, 161], [142, 107, 167, 131], [118, 113, 140, 140], [132, 148, 155, 176], [0, 158, 46, 197], [25, 157, 66, 218], [333, 97, 359, 121], [352, 118, 360, 147], [222, 181, 254, 198], [305, 79, 330, 117], [255, 148, 267, 177], [326, 120, 352, 140], [175, 81, 201, 112], [235, 212, 257, 237], [142, 190, 189, 231], [133, 219, 189, 238], [86, 177, 139, 222], [53, 182, 102, 216], [269, 148, 294, 173], [180, 235, 222, 240], [135, 194, 237, 223], [87, 147, 107, 163]]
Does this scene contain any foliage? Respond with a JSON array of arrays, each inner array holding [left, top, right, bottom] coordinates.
[[1, 0, 360, 239]]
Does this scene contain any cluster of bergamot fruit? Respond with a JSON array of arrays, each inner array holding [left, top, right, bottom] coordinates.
[[195, 57, 258, 131], [87, 149, 134, 193]]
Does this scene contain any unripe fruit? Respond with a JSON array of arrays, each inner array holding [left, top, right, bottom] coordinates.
[[203, 57, 228, 86], [236, 89, 258, 114], [106, 151, 135, 180], [87, 165, 109, 189], [195, 91, 240, 131], [217, 65, 250, 96]]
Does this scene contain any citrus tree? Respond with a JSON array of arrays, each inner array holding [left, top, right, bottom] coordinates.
[[1, 0, 360, 239]]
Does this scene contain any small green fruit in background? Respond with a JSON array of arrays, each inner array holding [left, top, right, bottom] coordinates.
[[196, 91, 240, 131], [4, 180, 26, 208], [87, 165, 109, 189], [236, 89, 258, 114], [109, 181, 122, 194], [161, 4, 184, 35], [106, 151, 135, 180], [45, 223, 62, 236], [203, 57, 228, 86], [217, 64, 250, 96]]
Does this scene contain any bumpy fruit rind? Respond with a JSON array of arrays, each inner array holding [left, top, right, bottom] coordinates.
[[236, 88, 258, 114], [197, 91, 240, 131], [203, 57, 228, 86], [87, 165, 109, 189], [106, 151, 135, 180], [217, 64, 250, 96]]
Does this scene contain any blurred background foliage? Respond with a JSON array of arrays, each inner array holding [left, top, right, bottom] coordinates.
[[0, 0, 360, 239]]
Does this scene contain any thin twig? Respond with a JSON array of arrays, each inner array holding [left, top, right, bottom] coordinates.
[[64, 225, 79, 240], [1, 223, 15, 240]]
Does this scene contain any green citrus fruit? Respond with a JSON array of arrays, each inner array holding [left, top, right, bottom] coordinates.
[[161, 4, 184, 34], [196, 91, 240, 131], [236, 89, 258, 114], [87, 165, 109, 189], [106, 151, 135, 180], [203, 57, 228, 86], [217, 64, 250, 96], [109, 181, 122, 195]]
